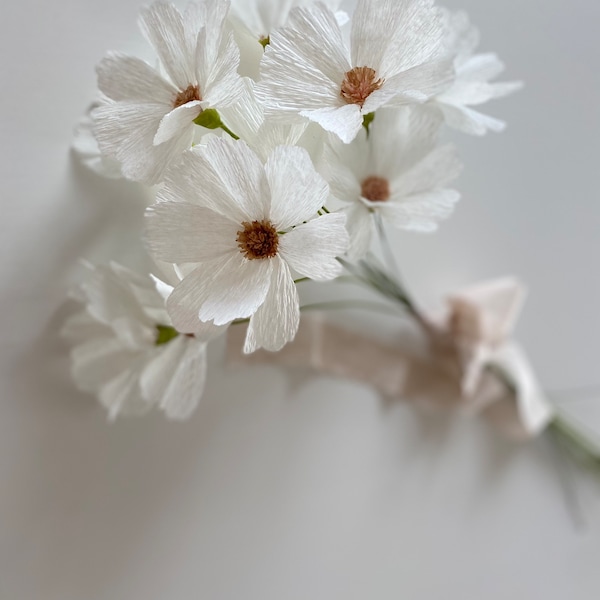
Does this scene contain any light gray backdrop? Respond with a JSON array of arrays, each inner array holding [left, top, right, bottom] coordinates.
[[1, 0, 600, 598]]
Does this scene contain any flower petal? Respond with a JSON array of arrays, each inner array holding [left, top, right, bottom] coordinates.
[[301, 104, 364, 144], [154, 101, 203, 145], [98, 358, 151, 420], [378, 189, 460, 232], [352, 0, 447, 76], [244, 257, 299, 353], [266, 145, 329, 229], [96, 52, 176, 104], [343, 202, 373, 260], [145, 202, 239, 263], [140, 336, 208, 420], [93, 101, 194, 185], [167, 254, 273, 326], [139, 2, 197, 89], [278, 212, 348, 281]]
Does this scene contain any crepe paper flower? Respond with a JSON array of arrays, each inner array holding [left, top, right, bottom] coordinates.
[[93, 0, 244, 185], [145, 136, 350, 354], [256, 0, 454, 144], [63, 262, 223, 421], [320, 107, 462, 259], [432, 10, 523, 135], [428, 278, 554, 436], [72, 103, 123, 179]]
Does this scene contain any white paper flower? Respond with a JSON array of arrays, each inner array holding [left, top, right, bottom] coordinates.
[[321, 107, 462, 259], [256, 0, 453, 144], [93, 0, 243, 185], [433, 10, 523, 135], [145, 136, 349, 353], [63, 262, 222, 420]]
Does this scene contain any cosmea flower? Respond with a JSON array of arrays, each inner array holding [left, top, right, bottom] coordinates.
[[256, 0, 453, 143], [321, 107, 462, 259], [63, 262, 222, 420], [433, 10, 523, 135], [145, 136, 349, 353], [93, 0, 243, 185]]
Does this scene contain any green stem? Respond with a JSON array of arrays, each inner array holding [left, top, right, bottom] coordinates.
[[219, 122, 240, 141]]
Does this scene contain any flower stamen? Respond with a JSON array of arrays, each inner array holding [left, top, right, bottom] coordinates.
[[237, 220, 279, 260], [361, 176, 390, 202], [173, 84, 202, 109], [341, 67, 384, 107]]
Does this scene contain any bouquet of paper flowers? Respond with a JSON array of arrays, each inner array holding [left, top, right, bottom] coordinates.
[[66, 0, 600, 477]]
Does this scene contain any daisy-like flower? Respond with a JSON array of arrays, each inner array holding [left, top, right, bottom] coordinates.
[[63, 262, 223, 420], [321, 107, 462, 259], [145, 136, 349, 354], [93, 0, 243, 185], [256, 0, 453, 143], [432, 10, 523, 135]]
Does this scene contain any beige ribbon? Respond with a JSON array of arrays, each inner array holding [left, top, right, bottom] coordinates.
[[227, 278, 555, 440]]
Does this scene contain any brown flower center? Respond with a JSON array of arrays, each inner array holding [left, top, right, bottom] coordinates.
[[173, 84, 202, 109], [236, 220, 279, 260], [340, 67, 384, 107], [361, 176, 390, 202]]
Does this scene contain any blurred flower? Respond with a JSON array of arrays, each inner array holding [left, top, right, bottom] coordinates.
[[63, 262, 222, 420], [93, 0, 243, 185], [256, 0, 453, 143], [433, 10, 523, 135], [145, 136, 349, 353], [321, 107, 462, 259]]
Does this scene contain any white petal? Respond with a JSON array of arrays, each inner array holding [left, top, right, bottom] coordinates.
[[154, 101, 203, 145], [364, 60, 454, 112], [391, 143, 463, 197], [93, 101, 194, 185], [139, 2, 196, 89], [96, 52, 176, 104], [140, 336, 207, 420], [199, 30, 245, 108], [301, 104, 364, 144], [278, 212, 348, 281], [352, 0, 447, 76], [343, 202, 374, 260], [379, 189, 460, 232], [167, 254, 273, 326], [244, 258, 299, 353], [98, 359, 151, 420], [266, 146, 329, 229], [161, 138, 271, 221], [145, 201, 239, 263]]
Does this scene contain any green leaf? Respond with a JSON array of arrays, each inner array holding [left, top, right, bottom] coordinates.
[[193, 108, 223, 130], [362, 112, 375, 135], [155, 324, 179, 346], [259, 36, 270, 49]]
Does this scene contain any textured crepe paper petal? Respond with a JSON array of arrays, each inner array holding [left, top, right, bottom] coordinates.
[[343, 202, 374, 260], [96, 52, 177, 104], [374, 189, 459, 233], [266, 145, 330, 229], [244, 257, 300, 353], [352, 0, 447, 76], [93, 101, 194, 185], [278, 212, 348, 281], [145, 202, 239, 263], [199, 30, 245, 108], [301, 104, 364, 144], [139, 2, 197, 90], [154, 101, 203, 145], [98, 358, 152, 420], [167, 254, 273, 326], [140, 336, 208, 420], [389, 144, 463, 198]]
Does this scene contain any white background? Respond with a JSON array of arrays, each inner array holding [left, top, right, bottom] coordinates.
[[2, 0, 600, 598]]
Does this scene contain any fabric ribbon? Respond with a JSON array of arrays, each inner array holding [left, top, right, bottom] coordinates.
[[227, 278, 555, 439]]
